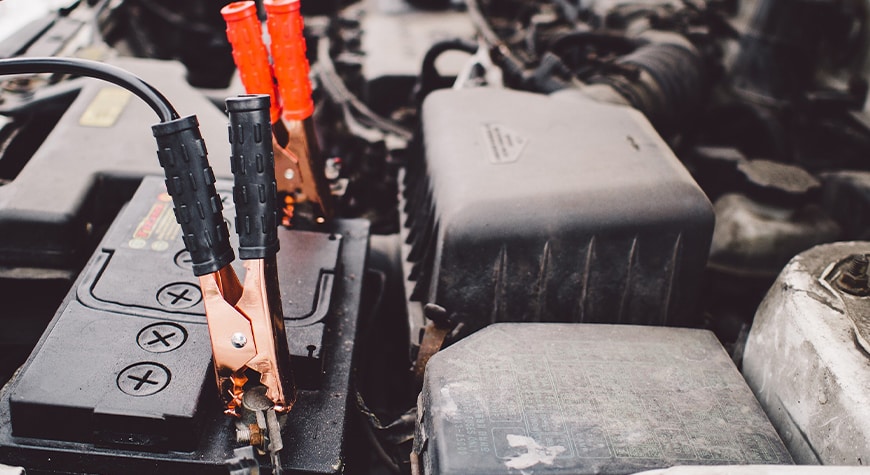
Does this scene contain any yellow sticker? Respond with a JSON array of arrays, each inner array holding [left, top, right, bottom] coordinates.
[[79, 87, 131, 127]]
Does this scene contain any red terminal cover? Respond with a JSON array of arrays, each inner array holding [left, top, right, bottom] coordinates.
[[221, 1, 281, 123], [264, 0, 315, 121]]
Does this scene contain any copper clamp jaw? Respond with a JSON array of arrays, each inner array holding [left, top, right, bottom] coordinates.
[[201, 257, 294, 416], [273, 118, 335, 224]]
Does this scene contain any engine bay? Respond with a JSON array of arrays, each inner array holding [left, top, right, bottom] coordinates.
[[0, 0, 869, 473]]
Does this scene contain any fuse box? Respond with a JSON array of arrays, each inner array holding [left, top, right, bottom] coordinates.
[[415, 323, 791, 475]]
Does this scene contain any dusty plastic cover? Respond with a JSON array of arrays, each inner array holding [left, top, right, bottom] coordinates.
[[414, 323, 791, 475], [401, 88, 714, 347]]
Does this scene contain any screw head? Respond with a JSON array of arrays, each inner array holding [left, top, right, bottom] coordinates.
[[231, 332, 248, 348], [284, 169, 295, 180], [837, 254, 870, 296]]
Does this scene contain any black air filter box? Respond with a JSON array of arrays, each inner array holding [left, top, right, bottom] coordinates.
[[400, 89, 714, 343], [413, 323, 792, 475]]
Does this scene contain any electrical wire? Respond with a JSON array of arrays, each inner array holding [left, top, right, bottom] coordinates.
[[464, 0, 530, 87], [464, 0, 501, 48], [314, 36, 413, 140], [0, 57, 178, 121]]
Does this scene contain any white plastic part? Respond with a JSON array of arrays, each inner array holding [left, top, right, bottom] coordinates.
[[743, 242, 870, 465], [635, 466, 870, 474]]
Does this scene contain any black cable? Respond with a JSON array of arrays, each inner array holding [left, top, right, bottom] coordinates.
[[314, 36, 412, 140], [0, 57, 178, 121], [420, 39, 478, 82], [355, 396, 401, 473], [415, 39, 477, 103]]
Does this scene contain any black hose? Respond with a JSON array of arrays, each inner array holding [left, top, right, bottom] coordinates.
[[589, 42, 705, 134], [548, 31, 642, 56], [416, 39, 478, 102], [0, 57, 178, 121]]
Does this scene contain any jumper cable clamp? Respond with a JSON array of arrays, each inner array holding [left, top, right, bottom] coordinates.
[[222, 0, 333, 224]]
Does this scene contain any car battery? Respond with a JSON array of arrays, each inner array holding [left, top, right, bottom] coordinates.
[[0, 176, 370, 474], [413, 323, 791, 475], [0, 57, 233, 270], [743, 241, 870, 465]]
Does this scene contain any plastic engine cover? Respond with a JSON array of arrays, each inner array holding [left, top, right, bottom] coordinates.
[[401, 88, 714, 343], [414, 323, 792, 475], [743, 241, 870, 465]]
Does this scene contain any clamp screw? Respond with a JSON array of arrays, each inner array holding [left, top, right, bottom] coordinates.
[[837, 254, 870, 296], [236, 424, 252, 444], [231, 332, 248, 348], [236, 423, 265, 447]]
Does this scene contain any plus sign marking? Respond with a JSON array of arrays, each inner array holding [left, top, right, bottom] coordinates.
[[137, 322, 188, 353], [156, 282, 201, 309], [117, 362, 171, 396]]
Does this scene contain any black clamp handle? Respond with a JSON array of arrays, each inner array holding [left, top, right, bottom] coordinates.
[[226, 95, 280, 260], [152, 115, 234, 276]]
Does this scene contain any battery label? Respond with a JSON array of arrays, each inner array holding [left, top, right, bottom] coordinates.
[[127, 192, 179, 252], [79, 87, 131, 127]]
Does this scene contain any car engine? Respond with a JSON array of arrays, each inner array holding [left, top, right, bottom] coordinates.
[[0, 0, 869, 473]]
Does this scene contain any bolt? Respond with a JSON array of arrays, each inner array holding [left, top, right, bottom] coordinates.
[[849, 255, 868, 276], [284, 169, 295, 180], [837, 254, 870, 296], [236, 424, 252, 444], [231, 332, 248, 348], [236, 423, 264, 447]]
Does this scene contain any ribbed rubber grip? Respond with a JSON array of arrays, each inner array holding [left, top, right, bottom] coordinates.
[[264, 0, 315, 121], [152, 115, 234, 276], [221, 1, 281, 123], [227, 95, 280, 260]]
